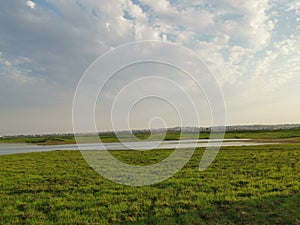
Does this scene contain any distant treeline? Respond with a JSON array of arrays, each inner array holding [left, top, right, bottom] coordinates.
[[1, 124, 300, 139]]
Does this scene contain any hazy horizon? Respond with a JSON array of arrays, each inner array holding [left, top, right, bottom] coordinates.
[[1, 1, 299, 136], [2, 123, 300, 137]]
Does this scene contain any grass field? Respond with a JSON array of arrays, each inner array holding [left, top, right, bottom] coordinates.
[[1, 142, 300, 224]]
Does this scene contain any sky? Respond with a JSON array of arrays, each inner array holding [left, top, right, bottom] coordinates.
[[0, 0, 299, 135]]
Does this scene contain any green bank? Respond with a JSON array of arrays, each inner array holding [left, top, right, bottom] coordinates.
[[1, 128, 300, 145]]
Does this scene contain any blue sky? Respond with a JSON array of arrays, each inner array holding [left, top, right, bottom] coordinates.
[[0, 0, 299, 135]]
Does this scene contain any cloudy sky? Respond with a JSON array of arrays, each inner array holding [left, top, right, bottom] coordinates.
[[0, 0, 299, 135]]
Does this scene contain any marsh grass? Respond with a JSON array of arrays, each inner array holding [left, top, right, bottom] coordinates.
[[1, 143, 300, 224]]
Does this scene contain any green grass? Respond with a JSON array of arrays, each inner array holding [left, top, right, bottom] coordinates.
[[1, 129, 300, 145], [223, 129, 300, 139], [1, 143, 300, 224], [0, 136, 75, 145]]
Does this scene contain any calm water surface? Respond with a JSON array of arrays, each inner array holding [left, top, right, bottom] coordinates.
[[0, 139, 271, 156]]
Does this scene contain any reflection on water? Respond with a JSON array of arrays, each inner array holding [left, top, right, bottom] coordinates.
[[0, 139, 267, 156]]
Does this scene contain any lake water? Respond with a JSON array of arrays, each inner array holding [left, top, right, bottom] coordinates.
[[0, 139, 269, 156]]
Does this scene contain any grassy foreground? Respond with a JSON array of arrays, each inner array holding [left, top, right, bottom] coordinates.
[[1, 144, 300, 224]]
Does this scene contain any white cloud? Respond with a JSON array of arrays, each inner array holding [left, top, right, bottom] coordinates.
[[0, 52, 34, 83], [0, 52, 11, 66], [286, 1, 300, 12], [274, 38, 297, 55], [26, 1, 35, 9]]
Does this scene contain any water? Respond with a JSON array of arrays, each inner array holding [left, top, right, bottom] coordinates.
[[0, 139, 268, 156]]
